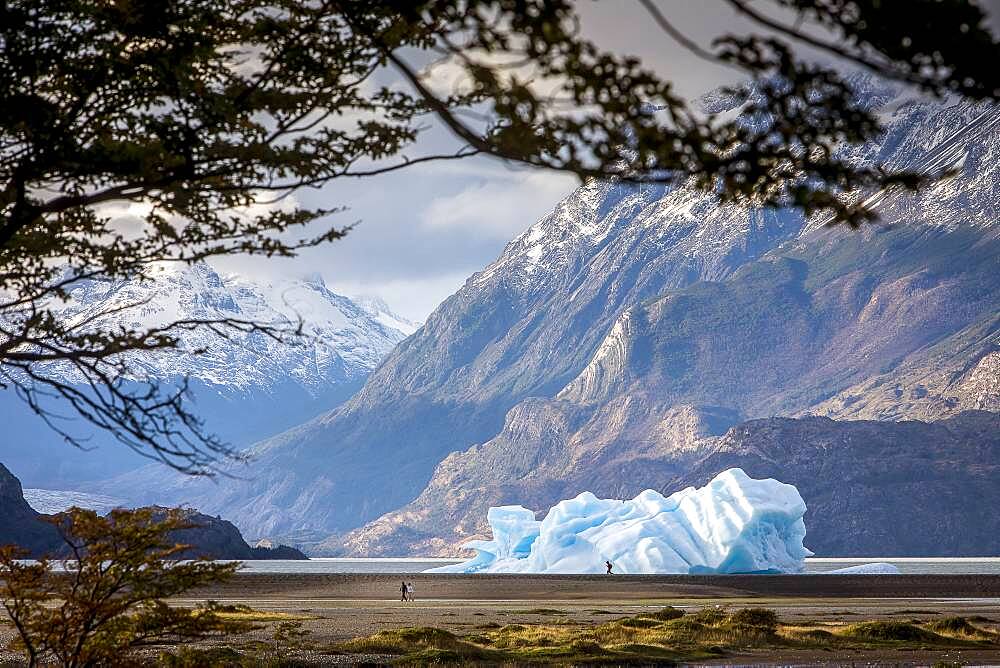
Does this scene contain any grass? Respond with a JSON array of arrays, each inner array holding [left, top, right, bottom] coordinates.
[[844, 621, 944, 642], [636, 606, 685, 622], [927, 616, 999, 641], [321, 606, 1000, 665], [214, 610, 316, 622], [201, 602, 316, 623], [159, 647, 312, 668]]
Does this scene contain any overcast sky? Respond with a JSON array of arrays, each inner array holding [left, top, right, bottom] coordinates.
[[211, 0, 1000, 321]]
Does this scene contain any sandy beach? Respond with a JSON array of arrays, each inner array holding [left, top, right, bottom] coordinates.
[[161, 573, 1000, 664], [3, 573, 999, 665], [184, 572, 1000, 602]]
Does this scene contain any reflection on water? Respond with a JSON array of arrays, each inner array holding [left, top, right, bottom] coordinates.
[[235, 557, 1000, 575], [237, 558, 463, 574]]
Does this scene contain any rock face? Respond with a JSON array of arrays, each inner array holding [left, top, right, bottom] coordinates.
[[0, 463, 60, 556], [2, 263, 412, 489], [333, 412, 1000, 558], [164, 508, 307, 560], [108, 85, 1000, 551], [673, 412, 1000, 557]]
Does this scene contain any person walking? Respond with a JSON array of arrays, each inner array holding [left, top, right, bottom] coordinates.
[[406, 582, 415, 602], [400, 580, 408, 601], [605, 560, 614, 575]]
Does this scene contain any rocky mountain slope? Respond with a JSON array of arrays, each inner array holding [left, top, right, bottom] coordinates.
[[673, 411, 1000, 557], [323, 95, 1000, 555], [0, 463, 60, 556], [2, 263, 412, 488], [111, 86, 1000, 551], [334, 409, 1000, 557]]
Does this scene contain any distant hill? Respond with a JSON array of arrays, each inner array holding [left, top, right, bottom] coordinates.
[[0, 463, 304, 559]]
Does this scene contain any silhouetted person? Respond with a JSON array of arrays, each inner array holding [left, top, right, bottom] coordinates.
[[400, 580, 408, 601], [606, 560, 613, 575]]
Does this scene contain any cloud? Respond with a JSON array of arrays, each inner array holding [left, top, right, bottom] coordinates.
[[328, 271, 475, 323], [421, 169, 575, 239]]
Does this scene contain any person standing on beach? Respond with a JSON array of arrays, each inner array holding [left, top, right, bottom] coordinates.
[[400, 580, 408, 601], [406, 582, 415, 602], [606, 560, 613, 575]]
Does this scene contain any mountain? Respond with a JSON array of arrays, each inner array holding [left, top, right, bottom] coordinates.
[[333, 410, 1000, 557], [0, 462, 305, 559], [1, 263, 412, 488], [330, 95, 1000, 556], [352, 294, 422, 336], [110, 85, 1000, 552], [673, 411, 1000, 557], [163, 508, 308, 560]]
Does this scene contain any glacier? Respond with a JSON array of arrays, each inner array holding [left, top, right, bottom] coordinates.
[[427, 469, 813, 574]]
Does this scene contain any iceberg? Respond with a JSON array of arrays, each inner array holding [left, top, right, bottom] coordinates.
[[427, 468, 813, 574], [825, 562, 901, 575]]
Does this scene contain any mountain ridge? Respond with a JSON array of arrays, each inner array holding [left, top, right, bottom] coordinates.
[[2, 263, 413, 488], [101, 87, 1000, 551]]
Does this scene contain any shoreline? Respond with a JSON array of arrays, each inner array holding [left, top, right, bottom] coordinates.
[[187, 572, 1000, 601], [4, 573, 992, 665]]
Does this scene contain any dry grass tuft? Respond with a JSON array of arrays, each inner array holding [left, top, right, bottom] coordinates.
[[325, 606, 1000, 665]]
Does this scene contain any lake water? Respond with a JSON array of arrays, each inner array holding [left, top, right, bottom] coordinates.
[[236, 557, 1000, 575]]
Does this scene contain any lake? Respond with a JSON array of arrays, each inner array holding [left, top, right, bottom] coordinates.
[[236, 557, 1000, 575]]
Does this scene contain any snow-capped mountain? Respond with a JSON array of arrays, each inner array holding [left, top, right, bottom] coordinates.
[[52, 262, 409, 391], [105, 81, 1000, 552], [351, 294, 421, 336], [1, 264, 413, 488]]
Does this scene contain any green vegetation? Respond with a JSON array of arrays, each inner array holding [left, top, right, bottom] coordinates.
[[334, 627, 501, 663], [321, 606, 1000, 665], [636, 606, 685, 622], [845, 621, 945, 642], [927, 616, 999, 641], [0, 508, 247, 667], [159, 647, 312, 668]]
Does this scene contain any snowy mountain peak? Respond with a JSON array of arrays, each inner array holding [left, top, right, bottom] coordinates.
[[351, 294, 421, 336], [51, 262, 411, 394]]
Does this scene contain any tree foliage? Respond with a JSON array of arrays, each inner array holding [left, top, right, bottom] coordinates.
[[0, 507, 246, 668], [1, 0, 998, 471]]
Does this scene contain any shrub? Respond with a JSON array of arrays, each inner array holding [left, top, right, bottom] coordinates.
[[727, 608, 779, 629], [159, 647, 244, 668], [569, 639, 603, 653], [847, 621, 941, 642], [620, 617, 663, 629], [691, 606, 728, 625], [638, 606, 685, 622], [927, 617, 978, 635]]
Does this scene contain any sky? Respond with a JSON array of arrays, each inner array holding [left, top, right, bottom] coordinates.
[[211, 0, 1000, 322]]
